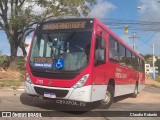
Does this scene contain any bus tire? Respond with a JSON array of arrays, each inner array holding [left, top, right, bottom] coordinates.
[[101, 85, 114, 109], [132, 83, 138, 98]]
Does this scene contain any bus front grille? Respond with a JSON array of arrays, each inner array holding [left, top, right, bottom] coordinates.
[[31, 71, 77, 79], [34, 86, 69, 97]]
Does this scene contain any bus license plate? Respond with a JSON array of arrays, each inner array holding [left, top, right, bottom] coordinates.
[[44, 92, 56, 98]]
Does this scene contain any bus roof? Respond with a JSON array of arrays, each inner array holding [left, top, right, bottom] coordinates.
[[41, 18, 94, 23]]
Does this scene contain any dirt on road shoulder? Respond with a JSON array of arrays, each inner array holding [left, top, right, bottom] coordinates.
[[145, 78, 160, 87], [0, 70, 24, 88], [0, 70, 23, 80]]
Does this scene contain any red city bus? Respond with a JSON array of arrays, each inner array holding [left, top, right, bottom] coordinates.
[[25, 18, 145, 108]]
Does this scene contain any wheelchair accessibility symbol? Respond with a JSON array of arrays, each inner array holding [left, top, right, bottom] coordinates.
[[55, 59, 64, 69]]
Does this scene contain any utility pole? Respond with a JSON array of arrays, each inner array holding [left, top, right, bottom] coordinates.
[[153, 43, 156, 79], [129, 32, 139, 50]]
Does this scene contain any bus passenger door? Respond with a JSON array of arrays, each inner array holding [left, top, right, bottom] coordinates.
[[91, 31, 107, 101]]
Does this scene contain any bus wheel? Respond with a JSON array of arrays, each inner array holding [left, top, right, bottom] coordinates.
[[132, 84, 138, 98], [101, 85, 114, 109]]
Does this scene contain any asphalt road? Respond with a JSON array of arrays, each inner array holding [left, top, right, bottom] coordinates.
[[0, 85, 160, 120]]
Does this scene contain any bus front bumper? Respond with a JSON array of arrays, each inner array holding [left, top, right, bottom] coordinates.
[[24, 81, 93, 102]]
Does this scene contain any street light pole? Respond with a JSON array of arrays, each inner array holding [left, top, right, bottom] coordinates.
[[153, 43, 156, 79], [137, 6, 157, 79]]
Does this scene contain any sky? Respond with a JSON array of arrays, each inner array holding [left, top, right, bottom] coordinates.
[[0, 0, 160, 56], [90, 0, 160, 56]]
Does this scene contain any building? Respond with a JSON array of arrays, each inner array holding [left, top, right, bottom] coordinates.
[[145, 64, 150, 74], [145, 64, 158, 78]]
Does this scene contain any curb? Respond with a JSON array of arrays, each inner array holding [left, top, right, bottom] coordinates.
[[16, 85, 25, 91], [17, 85, 25, 91], [145, 84, 160, 88], [17, 88, 25, 91]]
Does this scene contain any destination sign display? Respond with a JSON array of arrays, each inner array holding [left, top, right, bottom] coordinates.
[[43, 21, 86, 30], [33, 57, 53, 69], [34, 57, 52, 63]]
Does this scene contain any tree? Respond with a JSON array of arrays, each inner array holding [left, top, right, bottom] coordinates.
[[0, 49, 2, 56], [155, 59, 160, 75], [144, 54, 152, 60], [0, 0, 96, 69], [143, 54, 152, 67]]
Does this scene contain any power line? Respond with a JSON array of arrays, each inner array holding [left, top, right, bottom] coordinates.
[[137, 32, 157, 47], [101, 18, 160, 32]]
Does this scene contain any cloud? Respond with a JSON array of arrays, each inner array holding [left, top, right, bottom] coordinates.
[[17, 48, 23, 56], [25, 37, 32, 55], [17, 37, 32, 56], [138, 0, 160, 32], [138, 0, 160, 20], [138, 0, 160, 55], [89, 0, 116, 19], [23, 2, 46, 14], [138, 0, 160, 11]]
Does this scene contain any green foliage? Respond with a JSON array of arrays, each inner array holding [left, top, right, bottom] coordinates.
[[144, 54, 152, 64], [144, 54, 152, 60], [0, 56, 25, 71], [36, 0, 96, 17], [0, 50, 2, 55], [15, 56, 26, 71], [0, 0, 97, 69], [0, 79, 23, 88], [155, 59, 160, 66], [156, 78, 160, 82], [155, 59, 160, 75], [0, 56, 9, 65]]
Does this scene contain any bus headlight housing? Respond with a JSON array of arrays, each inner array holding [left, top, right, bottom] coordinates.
[[26, 72, 32, 84], [72, 74, 89, 89]]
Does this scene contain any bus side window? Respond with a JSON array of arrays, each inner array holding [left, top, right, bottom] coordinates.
[[137, 58, 141, 71], [132, 53, 136, 69], [140, 59, 145, 72], [134, 56, 139, 70], [126, 49, 132, 68], [94, 35, 106, 66], [119, 44, 126, 66], [109, 37, 119, 63]]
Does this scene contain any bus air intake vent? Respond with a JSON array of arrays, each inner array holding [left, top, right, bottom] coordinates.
[[34, 87, 69, 97], [31, 71, 77, 79]]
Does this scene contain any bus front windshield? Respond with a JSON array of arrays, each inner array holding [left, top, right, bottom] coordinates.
[[30, 31, 92, 71]]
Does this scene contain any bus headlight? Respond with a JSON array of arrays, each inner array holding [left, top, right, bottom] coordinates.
[[72, 74, 89, 89], [26, 72, 32, 84]]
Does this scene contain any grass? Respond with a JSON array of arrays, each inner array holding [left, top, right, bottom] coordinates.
[[0, 56, 25, 89], [0, 79, 24, 89], [149, 84, 160, 89], [155, 77, 160, 82]]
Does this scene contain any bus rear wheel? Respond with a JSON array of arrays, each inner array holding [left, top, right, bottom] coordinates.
[[101, 85, 114, 109], [131, 84, 138, 98]]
